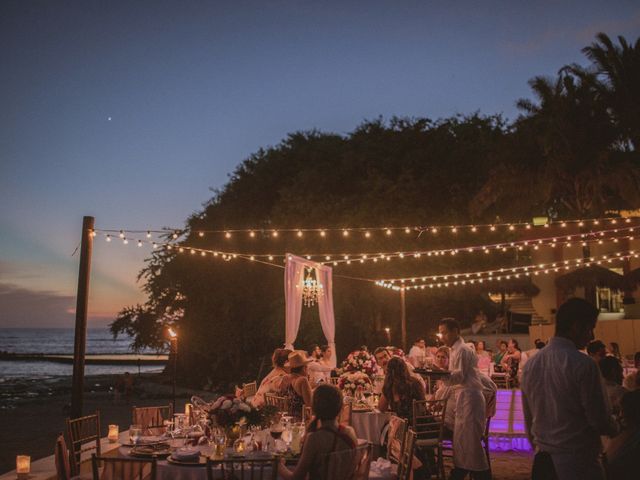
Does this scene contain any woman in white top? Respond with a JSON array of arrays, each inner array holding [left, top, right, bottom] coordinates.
[[308, 345, 334, 386]]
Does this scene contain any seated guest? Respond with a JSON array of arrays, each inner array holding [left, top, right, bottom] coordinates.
[[599, 356, 627, 416], [587, 340, 607, 364], [476, 341, 492, 373], [433, 346, 450, 371], [379, 357, 426, 423], [252, 348, 291, 407], [493, 340, 508, 365], [308, 345, 334, 386], [309, 344, 322, 360], [408, 338, 427, 368], [604, 390, 640, 480], [374, 346, 426, 390], [609, 342, 623, 361], [500, 338, 521, 380], [279, 350, 313, 419], [278, 384, 357, 480], [623, 352, 640, 391]]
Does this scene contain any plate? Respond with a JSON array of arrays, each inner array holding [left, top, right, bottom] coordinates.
[[130, 446, 172, 458], [167, 455, 207, 466]]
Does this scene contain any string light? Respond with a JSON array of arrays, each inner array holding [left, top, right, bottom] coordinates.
[[374, 249, 636, 288], [93, 225, 640, 269]]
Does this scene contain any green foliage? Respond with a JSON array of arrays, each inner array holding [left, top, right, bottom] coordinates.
[[112, 32, 640, 387]]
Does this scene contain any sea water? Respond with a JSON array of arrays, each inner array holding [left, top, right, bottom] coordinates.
[[0, 328, 164, 380]]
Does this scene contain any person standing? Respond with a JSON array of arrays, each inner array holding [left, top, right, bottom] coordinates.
[[438, 318, 489, 480], [408, 338, 427, 368], [521, 298, 617, 480]]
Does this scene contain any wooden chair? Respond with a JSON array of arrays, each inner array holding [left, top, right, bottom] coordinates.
[[55, 434, 73, 480], [491, 373, 512, 389], [412, 399, 447, 480], [206, 457, 277, 480], [92, 454, 157, 480], [131, 405, 173, 435], [66, 411, 101, 477], [243, 381, 257, 398], [302, 405, 313, 426], [329, 377, 340, 386], [339, 402, 353, 426], [264, 393, 289, 413], [397, 429, 417, 480], [386, 415, 408, 464], [322, 442, 372, 480]]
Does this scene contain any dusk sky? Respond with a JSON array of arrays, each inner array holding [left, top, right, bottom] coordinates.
[[1, 0, 639, 328]]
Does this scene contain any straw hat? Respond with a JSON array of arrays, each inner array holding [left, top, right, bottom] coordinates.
[[287, 350, 313, 369]]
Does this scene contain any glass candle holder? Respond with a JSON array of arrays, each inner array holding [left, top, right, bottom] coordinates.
[[16, 455, 30, 479], [108, 424, 119, 443]]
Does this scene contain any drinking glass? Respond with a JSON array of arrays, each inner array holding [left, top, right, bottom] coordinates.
[[129, 425, 142, 445], [212, 429, 226, 459]]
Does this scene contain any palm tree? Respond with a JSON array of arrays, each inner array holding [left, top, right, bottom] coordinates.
[[571, 33, 640, 150]]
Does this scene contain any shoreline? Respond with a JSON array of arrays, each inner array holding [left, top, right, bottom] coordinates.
[[0, 352, 168, 365]]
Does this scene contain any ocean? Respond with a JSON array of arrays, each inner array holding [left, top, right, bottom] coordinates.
[[0, 328, 165, 380]]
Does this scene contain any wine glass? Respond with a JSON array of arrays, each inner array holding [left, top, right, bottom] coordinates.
[[129, 425, 142, 445]]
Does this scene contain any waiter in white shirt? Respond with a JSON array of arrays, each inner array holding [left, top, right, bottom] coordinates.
[[438, 318, 490, 479], [521, 298, 617, 480]]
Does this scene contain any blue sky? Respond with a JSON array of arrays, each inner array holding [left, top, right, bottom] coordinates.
[[1, 0, 639, 327]]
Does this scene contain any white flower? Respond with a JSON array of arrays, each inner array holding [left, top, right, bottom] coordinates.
[[221, 399, 232, 410]]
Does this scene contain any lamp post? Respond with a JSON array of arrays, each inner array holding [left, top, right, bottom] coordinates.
[[168, 327, 178, 413]]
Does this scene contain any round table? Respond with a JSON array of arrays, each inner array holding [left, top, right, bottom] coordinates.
[[351, 410, 391, 446]]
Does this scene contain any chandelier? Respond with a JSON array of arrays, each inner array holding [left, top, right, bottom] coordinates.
[[302, 267, 323, 307]]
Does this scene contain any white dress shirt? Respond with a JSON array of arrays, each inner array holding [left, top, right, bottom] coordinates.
[[521, 336, 617, 455]]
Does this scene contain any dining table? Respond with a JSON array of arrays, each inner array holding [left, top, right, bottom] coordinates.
[[107, 433, 394, 480]]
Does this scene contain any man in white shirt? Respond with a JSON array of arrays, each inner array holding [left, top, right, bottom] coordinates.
[[407, 338, 427, 368], [438, 318, 489, 479], [521, 298, 618, 480], [374, 347, 426, 390]]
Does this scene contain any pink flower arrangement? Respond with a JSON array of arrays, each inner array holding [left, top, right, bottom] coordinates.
[[338, 371, 372, 396], [338, 350, 378, 378]]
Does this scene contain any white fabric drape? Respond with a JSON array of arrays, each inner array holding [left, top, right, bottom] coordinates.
[[284, 254, 336, 367]]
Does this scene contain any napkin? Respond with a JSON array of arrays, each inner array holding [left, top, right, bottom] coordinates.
[[369, 457, 393, 476], [172, 447, 201, 461]]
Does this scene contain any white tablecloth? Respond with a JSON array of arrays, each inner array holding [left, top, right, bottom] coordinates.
[[351, 411, 391, 446]]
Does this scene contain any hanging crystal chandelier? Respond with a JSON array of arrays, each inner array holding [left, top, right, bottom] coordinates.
[[302, 267, 323, 307]]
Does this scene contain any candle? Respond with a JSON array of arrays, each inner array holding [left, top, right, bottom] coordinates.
[[16, 455, 30, 478], [233, 438, 246, 454], [108, 424, 119, 443], [184, 403, 192, 425]]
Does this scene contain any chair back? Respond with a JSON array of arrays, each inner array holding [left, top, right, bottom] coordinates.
[[491, 373, 511, 389], [92, 454, 157, 480], [55, 434, 71, 480], [412, 399, 447, 443], [339, 402, 353, 426], [66, 411, 101, 476], [243, 381, 257, 398], [329, 377, 340, 386], [322, 442, 371, 480], [397, 429, 416, 480], [302, 406, 313, 426], [386, 415, 408, 463], [264, 393, 289, 413], [206, 457, 277, 480], [132, 405, 173, 435]]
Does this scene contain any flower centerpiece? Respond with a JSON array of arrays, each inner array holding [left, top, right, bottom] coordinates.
[[338, 349, 378, 377], [338, 371, 372, 396], [208, 395, 277, 443]]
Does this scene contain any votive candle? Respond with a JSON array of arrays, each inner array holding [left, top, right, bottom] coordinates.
[[16, 455, 30, 478], [108, 424, 119, 443], [184, 403, 192, 425]]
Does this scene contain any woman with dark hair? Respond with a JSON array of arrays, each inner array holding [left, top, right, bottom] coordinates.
[[251, 348, 291, 407], [609, 342, 622, 361], [605, 390, 640, 480], [279, 351, 313, 419], [493, 340, 508, 365], [501, 338, 522, 380], [278, 384, 357, 480], [379, 356, 426, 422]]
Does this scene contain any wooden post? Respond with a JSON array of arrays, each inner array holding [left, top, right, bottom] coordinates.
[[70, 216, 94, 419], [400, 288, 407, 352]]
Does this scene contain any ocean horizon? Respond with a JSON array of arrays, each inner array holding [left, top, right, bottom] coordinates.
[[0, 327, 165, 381]]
